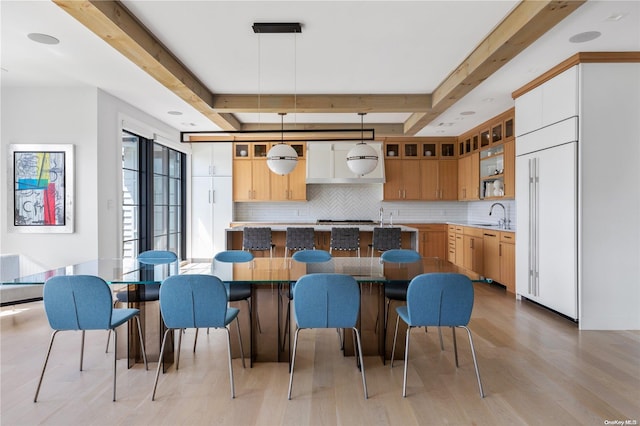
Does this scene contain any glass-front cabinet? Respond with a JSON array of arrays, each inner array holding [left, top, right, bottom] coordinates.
[[479, 145, 505, 199]]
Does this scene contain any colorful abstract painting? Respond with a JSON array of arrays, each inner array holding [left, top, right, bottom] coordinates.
[[13, 150, 66, 227]]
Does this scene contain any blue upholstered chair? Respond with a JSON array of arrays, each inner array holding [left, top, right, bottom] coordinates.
[[288, 273, 367, 400], [282, 250, 333, 352], [195, 250, 257, 352], [107, 250, 178, 352], [390, 273, 484, 398], [34, 275, 148, 402], [380, 249, 444, 354], [152, 274, 244, 400]]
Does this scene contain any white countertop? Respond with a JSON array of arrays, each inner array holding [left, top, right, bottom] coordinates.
[[227, 224, 419, 232]]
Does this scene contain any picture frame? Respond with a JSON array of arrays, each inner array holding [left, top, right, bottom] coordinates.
[[8, 144, 74, 233]]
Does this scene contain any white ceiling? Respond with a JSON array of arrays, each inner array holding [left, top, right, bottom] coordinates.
[[2, 1, 639, 137]]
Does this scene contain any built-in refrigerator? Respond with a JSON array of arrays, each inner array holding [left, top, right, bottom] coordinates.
[[515, 117, 578, 320]]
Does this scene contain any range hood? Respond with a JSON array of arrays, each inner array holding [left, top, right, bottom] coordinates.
[[306, 142, 385, 184]]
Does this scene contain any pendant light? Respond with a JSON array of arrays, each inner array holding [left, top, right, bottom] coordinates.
[[347, 113, 378, 176], [267, 113, 298, 175]]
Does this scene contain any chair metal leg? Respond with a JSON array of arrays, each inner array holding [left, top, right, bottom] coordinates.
[[281, 298, 290, 352], [390, 314, 400, 368], [452, 326, 459, 367], [287, 327, 302, 400], [438, 327, 445, 351], [176, 328, 183, 370], [225, 327, 235, 398], [112, 328, 118, 401], [151, 328, 172, 401], [34, 330, 59, 402], [402, 326, 412, 397], [461, 326, 485, 398], [235, 317, 246, 369], [105, 329, 111, 353], [80, 330, 85, 371], [352, 327, 368, 399], [193, 328, 199, 353], [351, 328, 358, 368], [134, 316, 148, 370]]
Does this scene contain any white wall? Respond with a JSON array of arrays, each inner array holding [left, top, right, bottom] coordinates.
[[1, 87, 184, 270], [579, 63, 640, 330], [96, 90, 184, 260], [1, 87, 99, 269]]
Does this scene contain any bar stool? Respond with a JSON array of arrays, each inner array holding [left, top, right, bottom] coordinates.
[[368, 227, 402, 257], [242, 227, 275, 257], [329, 227, 360, 257], [284, 227, 316, 258]]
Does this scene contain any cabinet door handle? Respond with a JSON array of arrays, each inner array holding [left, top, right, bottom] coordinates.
[[398, 189, 402, 198], [211, 190, 215, 203], [208, 190, 212, 204], [248, 190, 252, 199], [499, 243, 502, 256]]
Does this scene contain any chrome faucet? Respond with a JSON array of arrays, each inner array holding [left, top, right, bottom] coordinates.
[[489, 202, 509, 229], [379, 207, 384, 227]]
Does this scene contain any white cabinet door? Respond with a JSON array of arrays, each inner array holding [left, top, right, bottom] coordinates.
[[542, 66, 578, 127], [516, 66, 578, 137], [211, 176, 233, 255], [191, 176, 214, 258], [191, 143, 232, 177], [306, 143, 333, 181], [191, 176, 232, 259]]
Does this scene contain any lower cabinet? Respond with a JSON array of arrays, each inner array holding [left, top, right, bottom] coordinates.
[[482, 230, 516, 293], [499, 233, 516, 293], [463, 227, 483, 274], [408, 224, 447, 259]]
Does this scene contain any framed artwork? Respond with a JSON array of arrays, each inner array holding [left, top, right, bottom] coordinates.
[[9, 144, 74, 233]]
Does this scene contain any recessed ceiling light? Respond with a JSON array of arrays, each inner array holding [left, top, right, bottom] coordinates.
[[27, 33, 60, 45], [181, 122, 197, 127], [482, 97, 495, 103], [605, 13, 626, 22], [569, 31, 601, 43], [168, 111, 183, 116], [460, 111, 476, 116]]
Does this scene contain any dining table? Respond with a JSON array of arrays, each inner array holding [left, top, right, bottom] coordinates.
[[2, 256, 483, 367]]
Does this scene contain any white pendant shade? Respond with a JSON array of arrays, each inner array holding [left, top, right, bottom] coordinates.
[[267, 143, 298, 175], [347, 142, 378, 176]]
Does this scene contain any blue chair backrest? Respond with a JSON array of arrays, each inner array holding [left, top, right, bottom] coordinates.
[[214, 250, 254, 263], [380, 249, 421, 263], [406, 273, 474, 327], [293, 273, 360, 329], [138, 250, 178, 265], [43, 275, 113, 330], [160, 274, 229, 329], [292, 249, 332, 263]]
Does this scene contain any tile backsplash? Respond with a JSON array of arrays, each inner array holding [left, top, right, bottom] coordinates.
[[235, 184, 515, 227]]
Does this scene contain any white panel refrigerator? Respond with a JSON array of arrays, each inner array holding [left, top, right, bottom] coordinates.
[[515, 120, 578, 320]]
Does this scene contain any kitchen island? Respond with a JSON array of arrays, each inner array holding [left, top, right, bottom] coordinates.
[[226, 223, 419, 256]]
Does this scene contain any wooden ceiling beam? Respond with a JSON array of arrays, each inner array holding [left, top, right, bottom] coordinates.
[[212, 94, 432, 113], [403, 0, 586, 135], [240, 122, 405, 136], [53, 0, 241, 130]]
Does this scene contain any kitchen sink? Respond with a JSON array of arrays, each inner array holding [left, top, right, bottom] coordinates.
[[470, 223, 496, 226]]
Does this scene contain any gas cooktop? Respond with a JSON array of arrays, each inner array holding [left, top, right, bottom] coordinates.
[[316, 219, 375, 225]]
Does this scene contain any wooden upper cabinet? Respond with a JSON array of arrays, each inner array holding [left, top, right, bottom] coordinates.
[[384, 158, 421, 200], [420, 159, 457, 201]]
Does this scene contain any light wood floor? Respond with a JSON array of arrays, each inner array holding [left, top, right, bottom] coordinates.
[[2, 283, 639, 426]]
